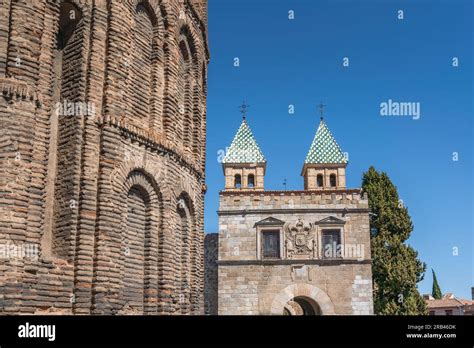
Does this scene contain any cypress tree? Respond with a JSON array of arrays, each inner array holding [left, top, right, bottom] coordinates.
[[432, 269, 442, 299], [362, 166, 427, 315]]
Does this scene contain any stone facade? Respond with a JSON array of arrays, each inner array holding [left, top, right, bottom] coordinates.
[[204, 233, 218, 315], [212, 117, 374, 315], [217, 191, 374, 315], [0, 0, 209, 315]]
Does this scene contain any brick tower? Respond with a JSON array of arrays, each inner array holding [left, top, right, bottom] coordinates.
[[0, 0, 209, 315]]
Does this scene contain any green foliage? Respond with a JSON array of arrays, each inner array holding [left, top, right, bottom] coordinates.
[[362, 166, 427, 315], [431, 269, 442, 299]]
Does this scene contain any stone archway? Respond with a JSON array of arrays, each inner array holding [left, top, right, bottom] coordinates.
[[270, 283, 335, 315], [283, 296, 321, 315]]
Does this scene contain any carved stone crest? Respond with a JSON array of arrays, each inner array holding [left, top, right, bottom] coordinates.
[[284, 218, 315, 259]]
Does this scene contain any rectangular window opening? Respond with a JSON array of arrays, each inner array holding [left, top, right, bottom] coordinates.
[[322, 229, 342, 259], [262, 230, 280, 259]]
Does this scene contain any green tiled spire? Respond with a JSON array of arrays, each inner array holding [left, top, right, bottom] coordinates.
[[305, 119, 347, 164], [223, 119, 266, 164]]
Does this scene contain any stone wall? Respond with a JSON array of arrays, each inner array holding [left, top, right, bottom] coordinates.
[[217, 190, 374, 315], [204, 233, 218, 315], [0, 0, 209, 315], [218, 190, 371, 260], [218, 263, 373, 315]]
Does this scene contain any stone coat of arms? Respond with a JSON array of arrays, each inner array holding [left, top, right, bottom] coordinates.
[[284, 218, 315, 259]]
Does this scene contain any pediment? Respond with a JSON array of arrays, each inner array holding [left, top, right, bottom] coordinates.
[[316, 216, 345, 225], [254, 217, 286, 227]]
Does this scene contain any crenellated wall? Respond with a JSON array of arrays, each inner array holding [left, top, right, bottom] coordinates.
[[219, 189, 369, 211], [0, 0, 209, 315]]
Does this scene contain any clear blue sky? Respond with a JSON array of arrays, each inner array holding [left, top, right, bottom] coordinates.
[[204, 0, 473, 299]]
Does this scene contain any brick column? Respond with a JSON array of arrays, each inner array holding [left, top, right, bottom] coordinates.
[[73, 1, 108, 314]]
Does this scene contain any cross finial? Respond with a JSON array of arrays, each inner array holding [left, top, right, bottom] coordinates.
[[239, 101, 250, 120], [283, 178, 287, 190], [318, 102, 326, 121]]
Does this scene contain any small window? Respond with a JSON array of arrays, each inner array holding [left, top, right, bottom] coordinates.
[[445, 310, 452, 316], [262, 230, 280, 259], [429, 311, 435, 316], [248, 174, 255, 188], [329, 174, 337, 187], [322, 229, 341, 259], [316, 174, 324, 187], [234, 174, 241, 189]]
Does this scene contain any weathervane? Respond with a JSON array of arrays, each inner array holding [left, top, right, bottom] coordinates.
[[239, 101, 250, 120], [318, 102, 326, 121]]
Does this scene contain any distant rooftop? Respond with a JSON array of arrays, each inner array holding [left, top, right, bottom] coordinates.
[[424, 293, 474, 309]]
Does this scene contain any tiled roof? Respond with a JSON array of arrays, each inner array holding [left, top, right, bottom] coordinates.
[[425, 294, 474, 309], [222, 119, 266, 164], [305, 119, 347, 164], [426, 298, 465, 309]]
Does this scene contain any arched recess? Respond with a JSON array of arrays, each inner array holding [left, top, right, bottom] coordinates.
[[270, 283, 335, 315], [194, 63, 207, 166], [317, 174, 324, 188], [283, 296, 322, 315], [189, 58, 204, 166], [177, 28, 197, 157], [234, 174, 241, 188], [49, 0, 87, 259], [120, 169, 163, 314], [176, 191, 197, 314], [127, 1, 165, 131], [329, 174, 337, 187], [248, 174, 255, 188], [163, 15, 205, 151]]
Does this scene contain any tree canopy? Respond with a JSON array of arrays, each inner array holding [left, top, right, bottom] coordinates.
[[362, 166, 427, 315]]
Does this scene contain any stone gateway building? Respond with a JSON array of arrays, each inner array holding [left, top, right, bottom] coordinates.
[[212, 115, 374, 315], [0, 0, 209, 314]]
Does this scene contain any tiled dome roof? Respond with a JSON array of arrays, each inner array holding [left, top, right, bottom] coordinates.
[[305, 119, 347, 164], [222, 119, 266, 164]]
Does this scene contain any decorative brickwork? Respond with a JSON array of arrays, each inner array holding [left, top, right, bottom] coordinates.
[[0, 0, 208, 315]]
